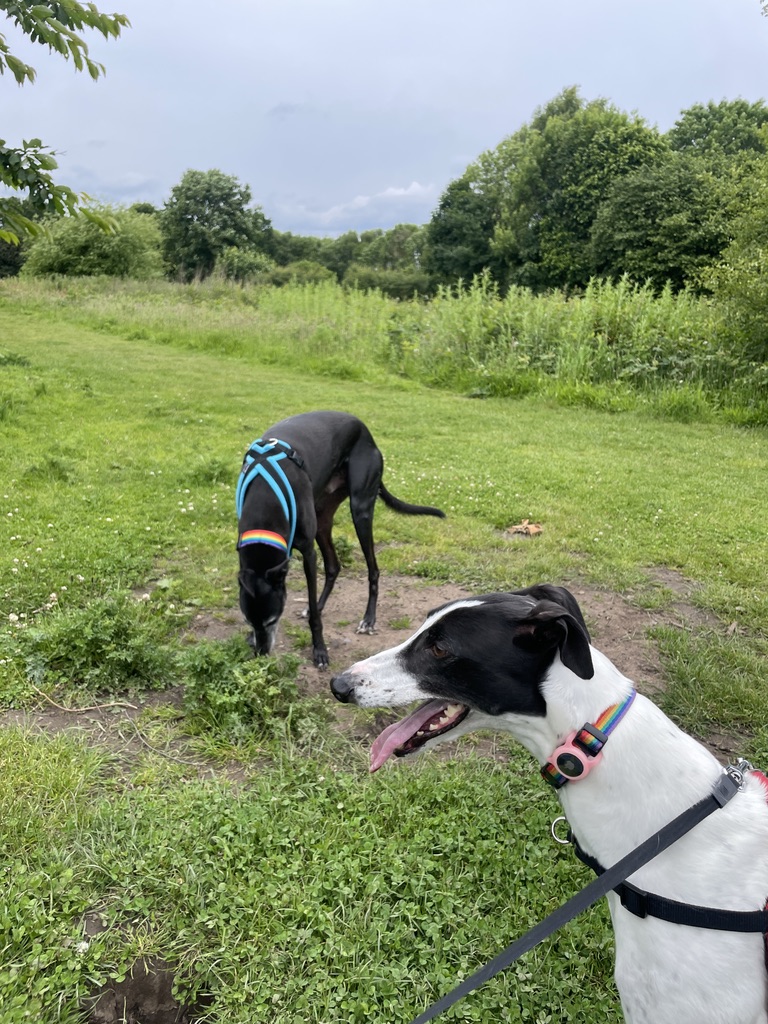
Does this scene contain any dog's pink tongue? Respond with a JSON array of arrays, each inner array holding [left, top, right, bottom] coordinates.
[[369, 699, 449, 773]]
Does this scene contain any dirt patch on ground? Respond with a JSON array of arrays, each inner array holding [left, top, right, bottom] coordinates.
[[3, 569, 730, 761], [280, 571, 697, 700]]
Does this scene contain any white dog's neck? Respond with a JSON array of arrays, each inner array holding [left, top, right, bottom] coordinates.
[[496, 647, 724, 864]]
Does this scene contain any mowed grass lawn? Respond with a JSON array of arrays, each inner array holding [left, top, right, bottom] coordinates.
[[1, 297, 768, 1023]]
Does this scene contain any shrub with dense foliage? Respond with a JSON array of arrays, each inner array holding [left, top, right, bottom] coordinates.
[[21, 206, 163, 278]]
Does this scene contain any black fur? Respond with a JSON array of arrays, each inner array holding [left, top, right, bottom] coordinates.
[[331, 585, 593, 714], [238, 410, 445, 668]]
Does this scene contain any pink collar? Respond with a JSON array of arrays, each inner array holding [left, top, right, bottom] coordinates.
[[541, 690, 636, 788]]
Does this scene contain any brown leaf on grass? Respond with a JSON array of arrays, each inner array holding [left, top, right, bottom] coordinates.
[[506, 519, 543, 537]]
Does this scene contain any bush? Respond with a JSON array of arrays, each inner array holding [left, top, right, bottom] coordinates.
[[343, 262, 433, 299], [17, 593, 177, 697], [268, 260, 335, 287], [21, 206, 164, 279], [180, 637, 326, 743], [216, 246, 274, 285]]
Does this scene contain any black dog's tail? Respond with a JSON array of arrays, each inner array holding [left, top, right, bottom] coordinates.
[[378, 482, 446, 518]]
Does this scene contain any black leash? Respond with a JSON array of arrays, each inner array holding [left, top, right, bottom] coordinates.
[[407, 764, 749, 1024]]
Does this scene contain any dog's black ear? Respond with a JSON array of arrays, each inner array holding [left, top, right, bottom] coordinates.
[[265, 559, 290, 586], [510, 584, 591, 642], [513, 599, 594, 679], [238, 568, 257, 597]]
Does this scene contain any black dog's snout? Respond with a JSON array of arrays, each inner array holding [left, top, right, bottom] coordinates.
[[330, 673, 357, 703]]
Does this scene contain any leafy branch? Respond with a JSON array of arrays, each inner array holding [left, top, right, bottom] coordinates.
[[0, 1, 129, 83], [0, 1, 129, 242]]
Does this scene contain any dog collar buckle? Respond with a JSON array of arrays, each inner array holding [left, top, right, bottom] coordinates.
[[542, 731, 604, 788], [541, 690, 637, 789]]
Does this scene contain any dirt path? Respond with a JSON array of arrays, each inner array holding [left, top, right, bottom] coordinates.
[[3, 569, 733, 762]]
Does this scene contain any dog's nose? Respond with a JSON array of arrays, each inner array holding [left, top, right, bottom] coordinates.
[[330, 672, 357, 703]]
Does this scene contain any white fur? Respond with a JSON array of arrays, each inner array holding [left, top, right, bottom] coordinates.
[[343, 626, 768, 1024]]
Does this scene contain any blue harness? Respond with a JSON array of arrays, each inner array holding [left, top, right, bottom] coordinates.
[[235, 438, 305, 553]]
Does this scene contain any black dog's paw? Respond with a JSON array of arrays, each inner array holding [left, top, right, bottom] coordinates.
[[313, 646, 330, 670], [355, 620, 377, 636]]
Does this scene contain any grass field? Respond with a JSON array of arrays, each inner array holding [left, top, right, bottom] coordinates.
[[1, 279, 768, 1023]]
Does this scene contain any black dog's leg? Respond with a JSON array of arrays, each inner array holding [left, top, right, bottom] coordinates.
[[314, 495, 345, 614], [347, 447, 382, 634], [300, 544, 329, 669]]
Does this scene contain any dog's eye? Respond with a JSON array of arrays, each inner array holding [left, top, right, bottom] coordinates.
[[429, 642, 449, 659]]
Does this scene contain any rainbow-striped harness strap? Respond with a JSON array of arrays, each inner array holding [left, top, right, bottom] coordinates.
[[236, 438, 305, 553], [237, 529, 288, 553]]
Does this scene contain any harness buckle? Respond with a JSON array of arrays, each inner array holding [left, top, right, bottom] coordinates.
[[725, 759, 754, 790], [618, 881, 649, 919], [711, 764, 750, 808]]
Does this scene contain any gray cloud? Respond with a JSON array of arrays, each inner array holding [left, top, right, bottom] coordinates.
[[2, 0, 767, 235]]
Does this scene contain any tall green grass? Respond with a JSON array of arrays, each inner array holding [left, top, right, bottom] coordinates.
[[2, 273, 766, 422]]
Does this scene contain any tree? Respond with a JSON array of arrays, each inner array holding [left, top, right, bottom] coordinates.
[[267, 231, 324, 266], [21, 205, 164, 278], [354, 224, 426, 271], [590, 154, 729, 292], [160, 169, 271, 281], [321, 230, 362, 281], [482, 88, 665, 291], [668, 99, 768, 158], [704, 152, 768, 361], [0, 196, 33, 276], [0, 1, 129, 242], [423, 175, 500, 285]]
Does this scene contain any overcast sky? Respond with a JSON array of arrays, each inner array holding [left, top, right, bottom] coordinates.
[[3, 0, 768, 236]]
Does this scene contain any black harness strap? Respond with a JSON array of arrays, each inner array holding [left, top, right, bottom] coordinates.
[[406, 768, 745, 1024], [572, 836, 768, 932]]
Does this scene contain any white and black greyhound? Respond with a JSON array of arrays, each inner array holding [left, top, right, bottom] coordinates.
[[330, 584, 768, 1024], [237, 411, 445, 669]]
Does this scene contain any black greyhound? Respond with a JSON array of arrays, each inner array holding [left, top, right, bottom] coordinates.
[[236, 411, 445, 669]]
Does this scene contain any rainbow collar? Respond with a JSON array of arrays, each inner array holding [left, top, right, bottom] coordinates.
[[237, 529, 288, 553], [541, 690, 636, 789]]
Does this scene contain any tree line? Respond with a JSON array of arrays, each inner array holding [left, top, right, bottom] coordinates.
[[0, 168, 433, 300], [5, 85, 768, 300]]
